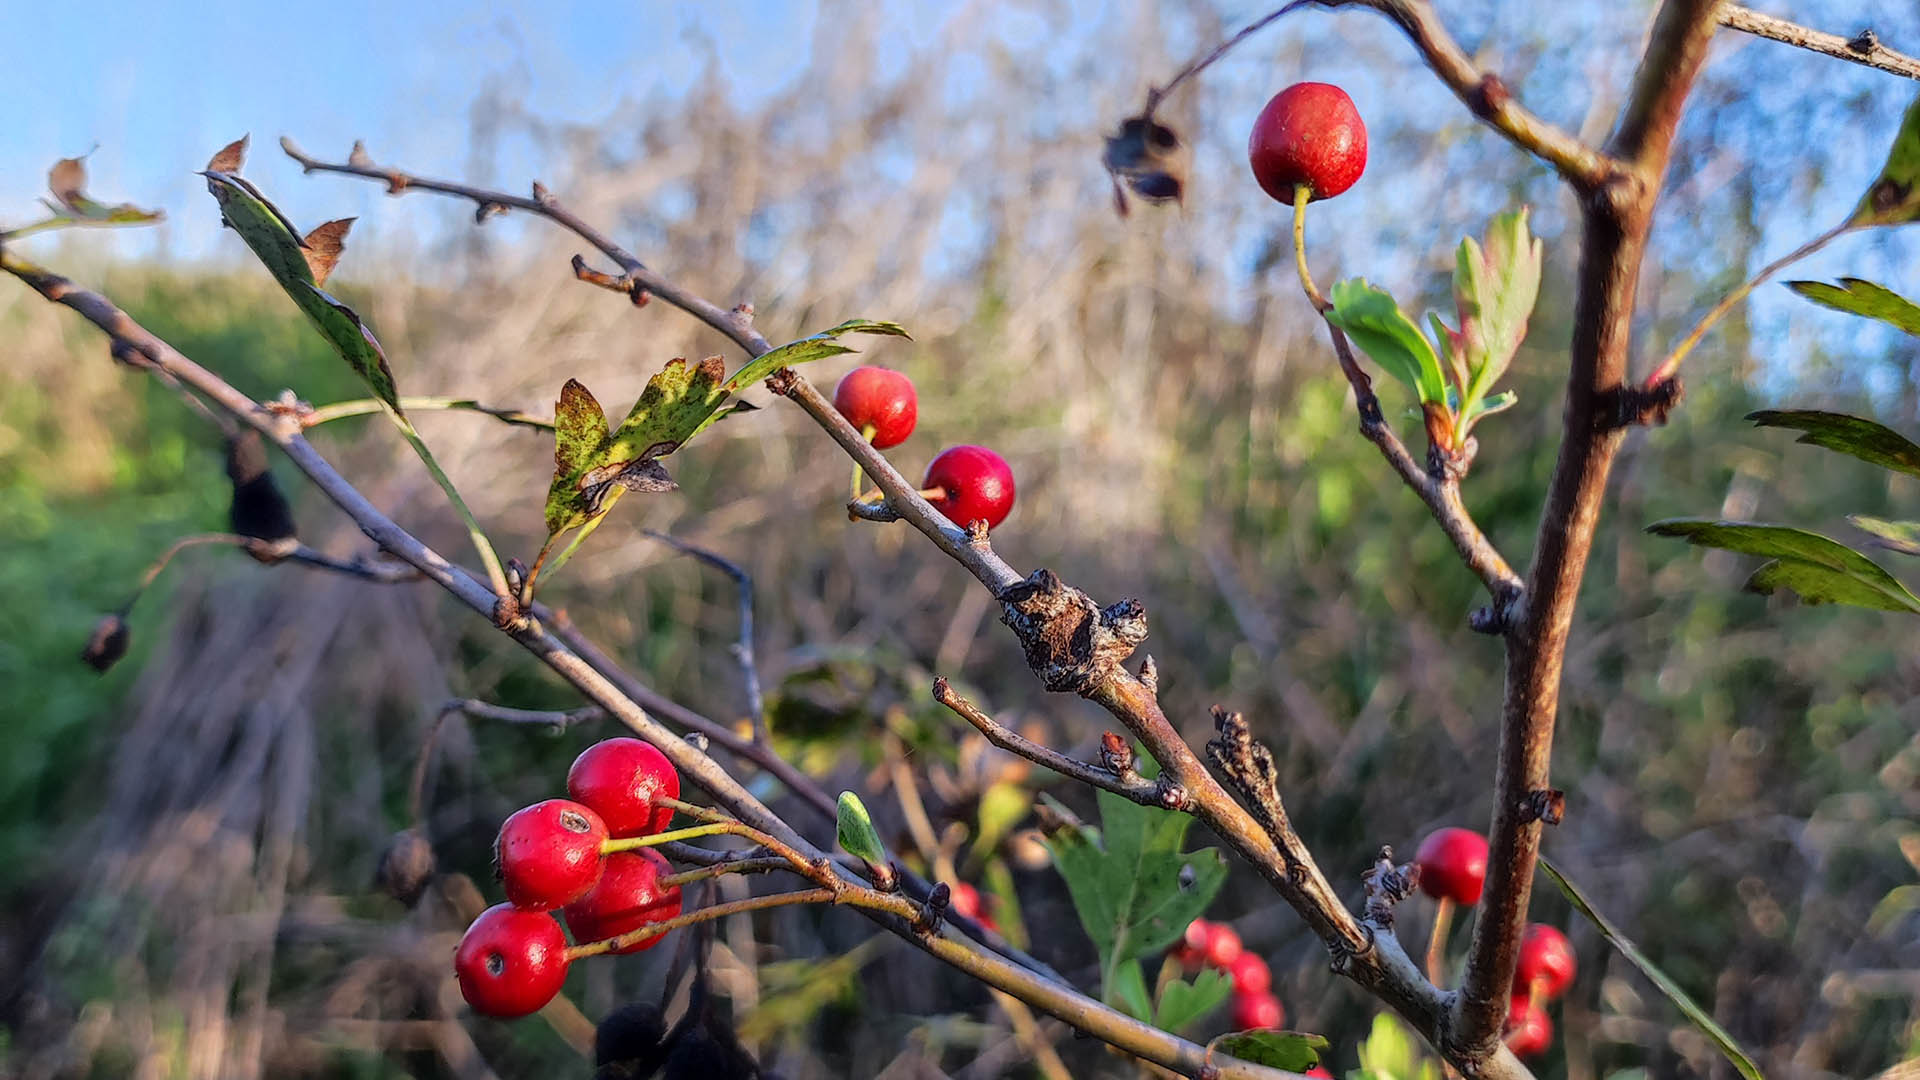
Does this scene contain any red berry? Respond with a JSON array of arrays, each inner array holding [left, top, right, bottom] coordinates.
[[567, 738, 680, 838], [1305, 1069, 1333, 1079], [563, 849, 683, 954], [833, 366, 918, 449], [949, 881, 998, 931], [923, 445, 1015, 530], [1227, 951, 1271, 996], [496, 799, 609, 911], [1181, 918, 1213, 952], [1414, 827, 1489, 906], [1503, 994, 1553, 1058], [1203, 923, 1242, 969], [1231, 989, 1284, 1030], [1515, 923, 1576, 1000], [1248, 82, 1368, 203], [455, 903, 571, 1017]]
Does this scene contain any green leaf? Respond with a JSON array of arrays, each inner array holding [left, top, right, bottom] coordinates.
[[1851, 92, 1920, 225], [1212, 1030, 1330, 1073], [1154, 968, 1231, 1034], [551, 380, 608, 488], [1462, 389, 1518, 424], [1452, 207, 1543, 410], [606, 355, 731, 466], [1324, 278, 1448, 404], [1850, 515, 1920, 557], [1042, 788, 1228, 1015], [202, 150, 400, 409], [1787, 279, 1920, 338], [1647, 518, 1920, 612], [717, 318, 911, 396], [1747, 408, 1920, 478], [1541, 857, 1767, 1080], [1355, 1013, 1439, 1080], [834, 791, 889, 868]]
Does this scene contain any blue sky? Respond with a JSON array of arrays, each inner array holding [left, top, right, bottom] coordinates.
[[0, 1, 828, 258]]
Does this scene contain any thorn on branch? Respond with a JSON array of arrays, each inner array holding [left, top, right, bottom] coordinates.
[[995, 569, 1148, 695], [571, 253, 649, 306], [1518, 788, 1566, 826], [1138, 655, 1158, 695]]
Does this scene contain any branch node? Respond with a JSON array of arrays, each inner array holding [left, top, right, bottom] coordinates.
[[915, 881, 951, 935], [995, 569, 1148, 695], [1138, 655, 1159, 694], [764, 367, 800, 397], [1849, 28, 1880, 54], [1098, 730, 1139, 780], [1604, 378, 1685, 429], [1518, 788, 1566, 826], [1204, 706, 1306, 885], [1470, 73, 1513, 119], [1468, 587, 1525, 636]]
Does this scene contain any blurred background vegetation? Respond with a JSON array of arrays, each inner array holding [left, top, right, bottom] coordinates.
[[3, 2, 1920, 1077]]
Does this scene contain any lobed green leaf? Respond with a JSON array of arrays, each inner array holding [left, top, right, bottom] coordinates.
[[1154, 968, 1232, 1034], [1210, 1030, 1329, 1073], [1451, 207, 1542, 410]]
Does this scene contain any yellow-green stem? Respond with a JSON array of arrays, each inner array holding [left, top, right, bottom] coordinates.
[[1426, 897, 1455, 988], [1647, 218, 1853, 386], [565, 887, 837, 959], [602, 821, 749, 852], [1292, 183, 1329, 313], [657, 796, 733, 824], [305, 395, 553, 429], [382, 400, 510, 599]]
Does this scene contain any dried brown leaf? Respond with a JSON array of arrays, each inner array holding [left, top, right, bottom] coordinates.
[[206, 135, 249, 175], [301, 218, 355, 287]]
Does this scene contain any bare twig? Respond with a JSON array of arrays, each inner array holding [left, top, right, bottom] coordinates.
[[644, 530, 767, 742], [409, 698, 601, 825], [1329, 0, 1618, 189], [1720, 4, 1920, 80], [122, 533, 421, 619], [933, 677, 1178, 809]]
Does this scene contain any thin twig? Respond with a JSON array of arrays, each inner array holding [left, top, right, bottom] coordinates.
[[122, 533, 422, 618], [645, 530, 767, 742], [933, 678, 1176, 809], [409, 698, 600, 825], [1720, 4, 1920, 80]]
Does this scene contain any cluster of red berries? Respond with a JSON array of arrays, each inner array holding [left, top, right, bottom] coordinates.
[[454, 738, 685, 1018], [1169, 918, 1331, 1076], [833, 366, 1016, 530], [1413, 827, 1577, 1060]]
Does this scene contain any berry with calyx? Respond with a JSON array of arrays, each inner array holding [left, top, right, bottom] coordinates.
[[1231, 989, 1284, 1030], [454, 903, 571, 1017], [1248, 82, 1368, 203], [568, 737, 680, 837], [1503, 994, 1553, 1058], [833, 366, 918, 449], [1414, 827, 1488, 906], [1227, 951, 1271, 996], [495, 799, 609, 910], [563, 848, 682, 954], [923, 445, 1015, 530], [1515, 923, 1577, 1000]]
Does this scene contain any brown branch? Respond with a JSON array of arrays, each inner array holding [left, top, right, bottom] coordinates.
[[1320, 323, 1524, 611], [1721, 4, 1920, 80], [3, 254, 1295, 1079], [1451, 0, 1727, 1059], [1331, 0, 1618, 190], [932, 677, 1178, 809]]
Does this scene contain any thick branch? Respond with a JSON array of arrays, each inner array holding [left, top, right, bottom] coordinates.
[[1335, 0, 1618, 189], [1452, 0, 1726, 1058], [1721, 4, 1920, 80]]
